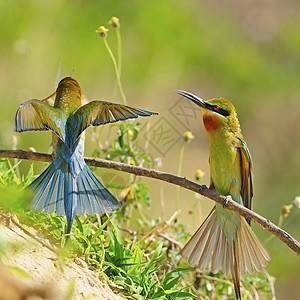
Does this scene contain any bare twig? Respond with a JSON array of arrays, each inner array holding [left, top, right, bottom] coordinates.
[[1, 149, 300, 255]]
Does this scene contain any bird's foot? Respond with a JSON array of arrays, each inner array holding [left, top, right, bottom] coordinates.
[[223, 195, 231, 208]]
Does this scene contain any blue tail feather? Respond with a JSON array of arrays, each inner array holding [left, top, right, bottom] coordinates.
[[30, 164, 53, 194], [85, 166, 121, 212], [29, 159, 121, 234], [77, 169, 93, 215], [79, 166, 100, 214], [76, 165, 121, 215], [64, 170, 78, 234], [30, 163, 58, 212]]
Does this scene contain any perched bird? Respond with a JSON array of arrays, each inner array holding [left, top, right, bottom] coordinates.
[[177, 90, 271, 300], [14, 77, 157, 235]]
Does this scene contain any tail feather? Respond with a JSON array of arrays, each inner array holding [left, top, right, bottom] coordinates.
[[238, 226, 255, 275], [211, 227, 223, 273], [78, 166, 99, 214], [55, 170, 64, 215], [64, 170, 78, 234], [30, 162, 62, 214], [182, 209, 216, 266], [30, 164, 53, 194], [77, 168, 92, 215], [85, 166, 117, 211], [236, 231, 247, 276], [242, 226, 261, 272], [76, 165, 121, 215], [181, 207, 271, 299], [237, 218, 271, 274], [44, 168, 60, 213], [223, 237, 231, 276], [232, 244, 241, 300], [28, 160, 121, 234], [198, 219, 219, 270]]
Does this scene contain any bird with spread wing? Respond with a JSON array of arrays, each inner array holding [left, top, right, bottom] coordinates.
[[14, 77, 157, 235]]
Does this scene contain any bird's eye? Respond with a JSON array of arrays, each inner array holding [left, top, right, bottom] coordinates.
[[213, 105, 220, 111]]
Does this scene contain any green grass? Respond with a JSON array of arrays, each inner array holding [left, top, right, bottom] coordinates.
[[0, 127, 274, 299]]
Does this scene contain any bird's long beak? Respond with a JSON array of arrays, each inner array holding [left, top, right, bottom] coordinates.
[[176, 90, 208, 109]]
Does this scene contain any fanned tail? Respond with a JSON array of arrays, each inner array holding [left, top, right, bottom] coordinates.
[[64, 166, 77, 234], [181, 207, 271, 299], [29, 159, 121, 234], [30, 161, 65, 215]]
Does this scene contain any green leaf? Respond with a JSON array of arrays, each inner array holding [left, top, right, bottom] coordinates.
[[7, 266, 32, 279]]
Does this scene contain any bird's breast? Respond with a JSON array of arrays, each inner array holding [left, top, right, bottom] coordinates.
[[209, 143, 241, 197]]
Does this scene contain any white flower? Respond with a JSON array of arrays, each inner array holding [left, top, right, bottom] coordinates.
[[293, 196, 300, 208]]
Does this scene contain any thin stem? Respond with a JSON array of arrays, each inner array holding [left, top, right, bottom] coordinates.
[[103, 38, 127, 105], [136, 203, 148, 224], [116, 28, 122, 76], [278, 214, 284, 229], [262, 269, 276, 300], [176, 142, 186, 210], [125, 205, 133, 228], [192, 196, 201, 231], [177, 142, 186, 178], [160, 184, 165, 220]]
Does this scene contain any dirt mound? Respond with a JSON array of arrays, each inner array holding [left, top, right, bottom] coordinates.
[[0, 216, 125, 300]]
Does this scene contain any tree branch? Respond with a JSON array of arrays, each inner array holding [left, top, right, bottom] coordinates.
[[1, 149, 299, 255]]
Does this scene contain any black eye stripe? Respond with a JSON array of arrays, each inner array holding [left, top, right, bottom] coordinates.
[[219, 108, 230, 117], [207, 104, 229, 117]]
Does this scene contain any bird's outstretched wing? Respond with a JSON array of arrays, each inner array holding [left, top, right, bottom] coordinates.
[[67, 100, 157, 142], [237, 137, 253, 221], [14, 99, 66, 141]]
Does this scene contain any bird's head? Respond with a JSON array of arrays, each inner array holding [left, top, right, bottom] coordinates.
[[177, 90, 240, 134], [55, 77, 82, 111], [57, 77, 81, 95]]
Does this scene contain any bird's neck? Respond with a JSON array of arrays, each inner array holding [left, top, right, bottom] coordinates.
[[54, 87, 82, 115]]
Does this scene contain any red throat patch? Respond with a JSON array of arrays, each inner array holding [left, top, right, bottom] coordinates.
[[202, 114, 220, 132]]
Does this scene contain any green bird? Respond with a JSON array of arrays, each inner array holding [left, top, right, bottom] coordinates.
[[177, 90, 271, 299], [14, 77, 157, 235]]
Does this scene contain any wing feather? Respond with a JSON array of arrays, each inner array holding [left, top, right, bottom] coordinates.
[[237, 137, 253, 223], [14, 99, 66, 141], [67, 100, 157, 142]]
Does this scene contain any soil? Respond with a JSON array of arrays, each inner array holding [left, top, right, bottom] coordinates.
[[0, 216, 126, 300]]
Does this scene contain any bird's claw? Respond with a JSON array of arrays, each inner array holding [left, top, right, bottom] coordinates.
[[223, 195, 231, 208]]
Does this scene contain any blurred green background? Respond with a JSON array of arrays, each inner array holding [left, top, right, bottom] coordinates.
[[0, 0, 299, 298]]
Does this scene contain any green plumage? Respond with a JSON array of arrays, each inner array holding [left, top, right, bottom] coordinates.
[[177, 91, 270, 300], [206, 98, 245, 242]]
